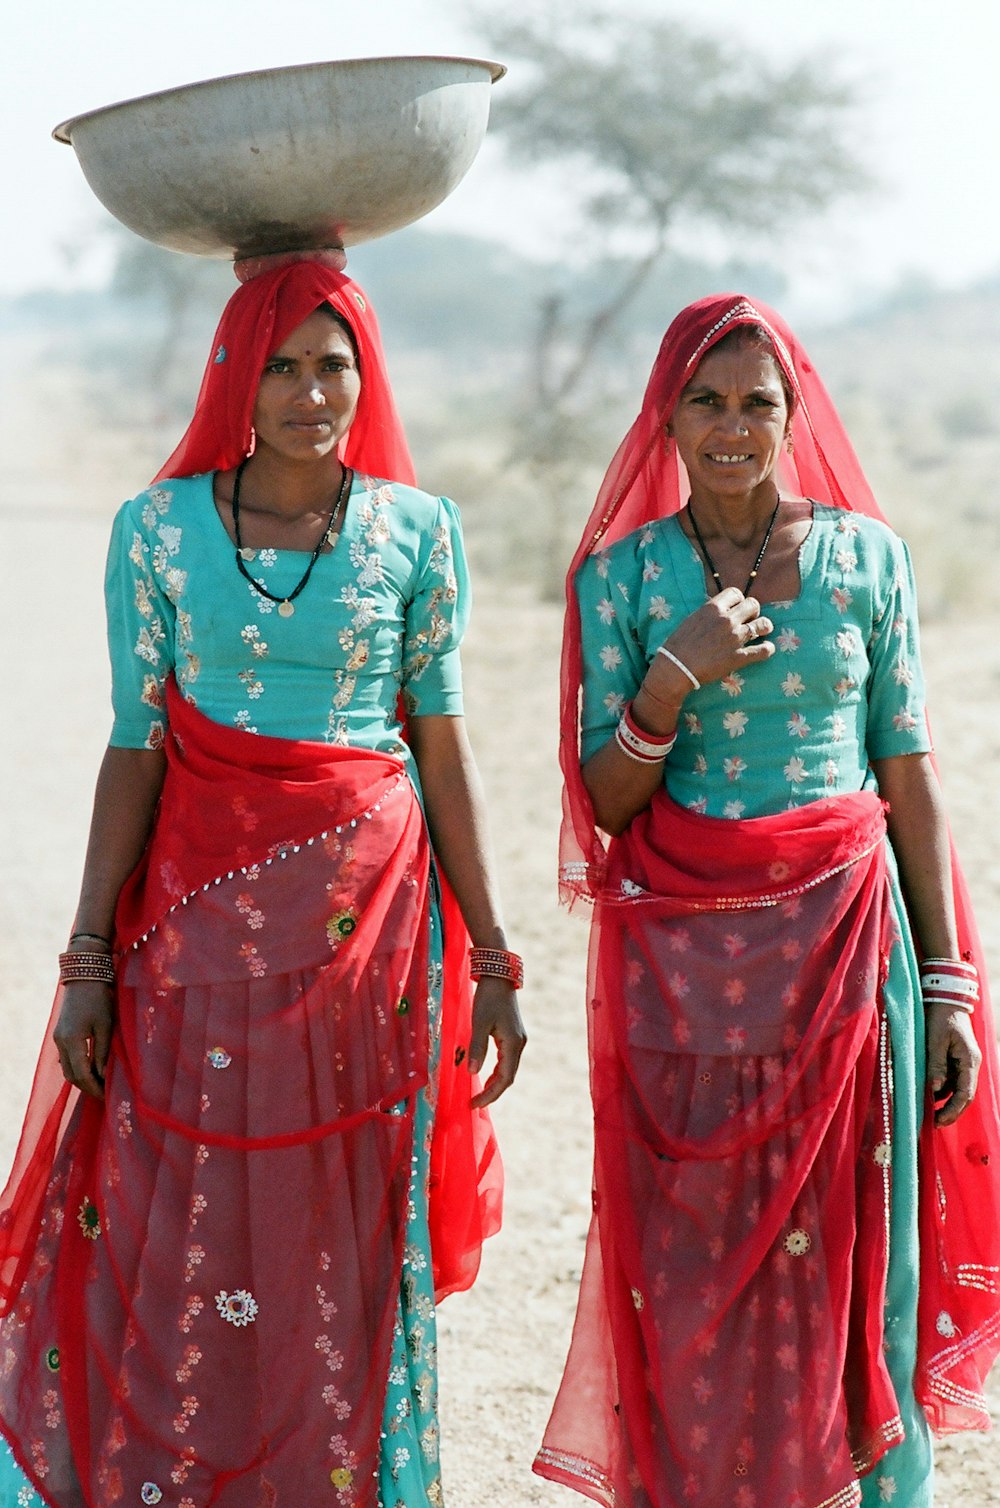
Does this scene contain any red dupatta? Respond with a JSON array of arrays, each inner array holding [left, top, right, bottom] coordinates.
[[1, 262, 501, 1318], [149, 259, 502, 1298], [540, 791, 900, 1508], [555, 294, 1000, 1442], [0, 684, 497, 1505], [152, 261, 417, 486]]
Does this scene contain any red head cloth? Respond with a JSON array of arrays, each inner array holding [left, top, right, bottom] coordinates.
[[152, 262, 416, 486], [558, 290, 1000, 1436]]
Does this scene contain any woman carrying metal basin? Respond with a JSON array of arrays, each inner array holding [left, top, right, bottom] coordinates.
[[535, 294, 1000, 1508], [0, 249, 524, 1508]]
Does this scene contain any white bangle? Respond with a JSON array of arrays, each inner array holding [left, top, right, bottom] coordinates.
[[656, 646, 701, 692]]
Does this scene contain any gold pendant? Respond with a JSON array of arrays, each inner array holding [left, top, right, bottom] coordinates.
[[278, 600, 295, 618], [239, 547, 257, 562]]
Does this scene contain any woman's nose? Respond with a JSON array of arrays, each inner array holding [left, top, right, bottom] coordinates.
[[296, 374, 325, 404], [717, 405, 749, 436]]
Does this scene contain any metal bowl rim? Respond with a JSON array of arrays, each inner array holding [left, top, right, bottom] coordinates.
[[52, 53, 507, 145]]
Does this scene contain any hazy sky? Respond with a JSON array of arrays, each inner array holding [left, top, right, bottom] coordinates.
[[3, 0, 998, 317]]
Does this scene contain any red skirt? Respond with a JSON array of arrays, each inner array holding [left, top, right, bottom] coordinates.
[[537, 791, 902, 1508], [0, 681, 501, 1506]]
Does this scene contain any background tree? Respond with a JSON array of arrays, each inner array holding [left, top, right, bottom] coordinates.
[[473, 3, 872, 592]]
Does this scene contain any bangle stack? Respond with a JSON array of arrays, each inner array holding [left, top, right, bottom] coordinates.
[[615, 703, 677, 764], [58, 950, 116, 987], [920, 956, 979, 1015], [469, 947, 525, 990]]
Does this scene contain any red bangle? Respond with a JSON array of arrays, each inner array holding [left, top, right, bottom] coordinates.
[[58, 950, 116, 986], [469, 947, 524, 990], [616, 702, 677, 763], [920, 957, 979, 1014], [622, 703, 676, 745]]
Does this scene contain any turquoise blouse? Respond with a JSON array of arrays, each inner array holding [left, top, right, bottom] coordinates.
[[576, 504, 931, 817], [105, 471, 470, 752]]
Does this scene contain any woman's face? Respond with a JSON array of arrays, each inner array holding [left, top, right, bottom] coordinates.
[[252, 308, 361, 464], [668, 340, 791, 502]]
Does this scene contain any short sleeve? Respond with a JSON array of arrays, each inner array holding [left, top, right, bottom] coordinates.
[[401, 496, 471, 716], [576, 545, 649, 762], [865, 535, 931, 760], [105, 495, 177, 749]]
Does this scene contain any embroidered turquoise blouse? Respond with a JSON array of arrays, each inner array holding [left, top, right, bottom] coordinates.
[[105, 472, 470, 753], [576, 503, 931, 817]]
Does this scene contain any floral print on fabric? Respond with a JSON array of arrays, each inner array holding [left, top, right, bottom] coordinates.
[[0, 798, 446, 1508], [577, 505, 930, 817], [104, 473, 470, 753], [0, 482, 466, 1507], [566, 505, 936, 1507]]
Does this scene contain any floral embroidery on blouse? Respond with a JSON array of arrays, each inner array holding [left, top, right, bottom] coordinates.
[[577, 505, 929, 818], [106, 474, 469, 751]]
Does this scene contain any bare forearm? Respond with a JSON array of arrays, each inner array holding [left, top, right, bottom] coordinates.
[[872, 752, 958, 957], [73, 745, 167, 937], [409, 716, 507, 947]]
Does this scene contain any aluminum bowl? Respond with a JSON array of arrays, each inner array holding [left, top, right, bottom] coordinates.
[[53, 55, 505, 261]]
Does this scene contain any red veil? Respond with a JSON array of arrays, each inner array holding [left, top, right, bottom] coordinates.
[[0, 262, 501, 1505], [153, 260, 416, 486], [155, 258, 502, 1300], [547, 295, 1000, 1500]]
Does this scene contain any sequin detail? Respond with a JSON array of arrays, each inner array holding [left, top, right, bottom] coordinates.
[[77, 1198, 101, 1240], [215, 1289, 259, 1327]]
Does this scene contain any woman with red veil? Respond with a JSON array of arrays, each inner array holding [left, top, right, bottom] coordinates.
[[0, 259, 525, 1507], [534, 294, 1000, 1507]]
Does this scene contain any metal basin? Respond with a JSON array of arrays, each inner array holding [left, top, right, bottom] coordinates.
[[53, 55, 505, 261]]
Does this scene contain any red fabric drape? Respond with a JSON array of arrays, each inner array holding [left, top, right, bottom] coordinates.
[[540, 792, 900, 1507], [0, 684, 500, 1505], [555, 293, 1000, 1453]]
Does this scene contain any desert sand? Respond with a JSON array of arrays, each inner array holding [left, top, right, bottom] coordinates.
[[1, 503, 998, 1504]]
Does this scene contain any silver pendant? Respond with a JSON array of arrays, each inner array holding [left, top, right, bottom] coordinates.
[[278, 600, 295, 618], [239, 547, 257, 562]]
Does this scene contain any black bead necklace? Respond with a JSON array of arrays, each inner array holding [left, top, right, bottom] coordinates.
[[231, 458, 353, 618], [687, 496, 782, 597]]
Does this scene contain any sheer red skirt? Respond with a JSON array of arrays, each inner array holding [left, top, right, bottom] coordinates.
[[0, 682, 500, 1507], [537, 791, 902, 1508]]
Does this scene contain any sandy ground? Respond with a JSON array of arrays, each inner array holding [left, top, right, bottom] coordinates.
[[1, 505, 999, 1504]]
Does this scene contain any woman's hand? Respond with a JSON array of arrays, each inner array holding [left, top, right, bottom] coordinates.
[[927, 1003, 982, 1127], [589, 588, 776, 834], [53, 981, 115, 1100], [468, 977, 527, 1109], [646, 587, 775, 707]]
